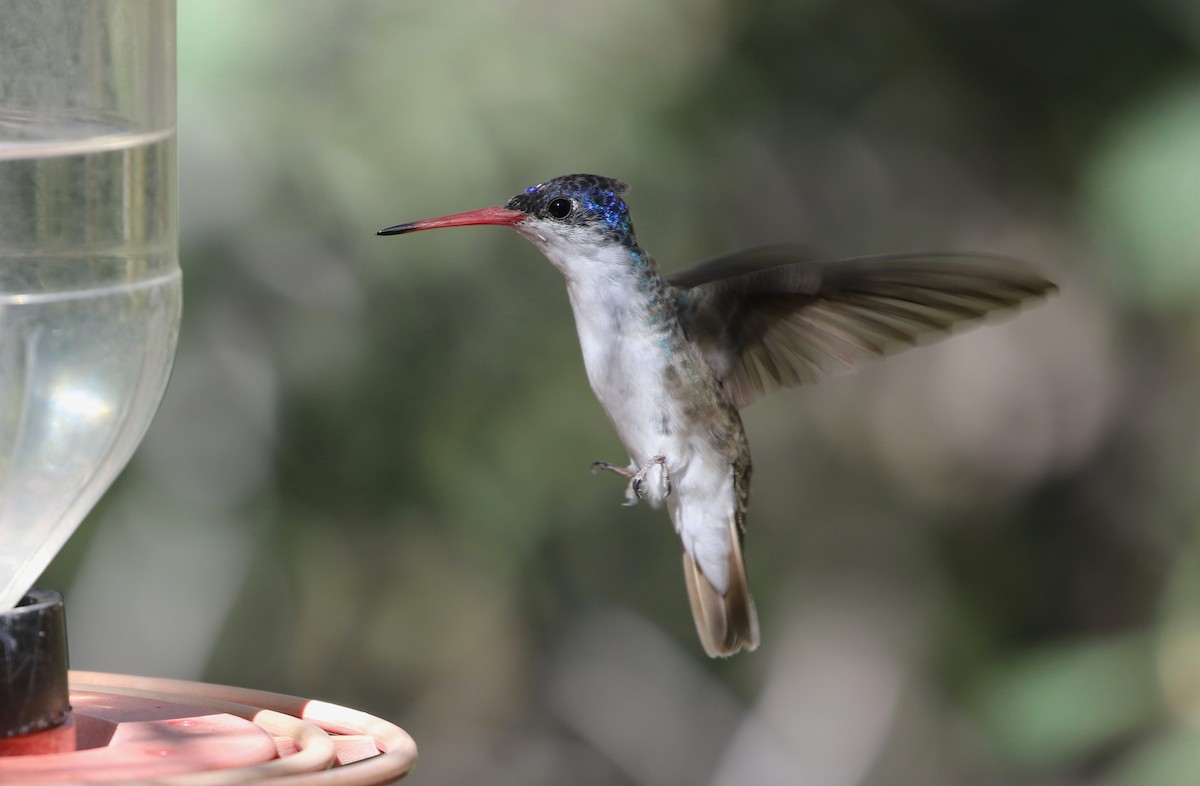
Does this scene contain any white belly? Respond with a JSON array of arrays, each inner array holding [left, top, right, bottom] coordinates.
[[570, 291, 694, 478], [566, 285, 740, 593]]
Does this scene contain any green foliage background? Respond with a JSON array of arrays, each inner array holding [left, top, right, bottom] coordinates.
[[47, 1, 1200, 783]]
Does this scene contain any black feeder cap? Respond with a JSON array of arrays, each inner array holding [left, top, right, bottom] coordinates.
[[0, 589, 70, 738]]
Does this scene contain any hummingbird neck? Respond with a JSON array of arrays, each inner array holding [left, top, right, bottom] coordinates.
[[578, 243, 670, 310], [517, 223, 665, 297], [560, 242, 680, 360]]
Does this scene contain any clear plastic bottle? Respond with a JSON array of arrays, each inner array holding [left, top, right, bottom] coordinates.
[[0, 1, 180, 610]]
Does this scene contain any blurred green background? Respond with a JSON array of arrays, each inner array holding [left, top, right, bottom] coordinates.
[[43, 0, 1200, 783]]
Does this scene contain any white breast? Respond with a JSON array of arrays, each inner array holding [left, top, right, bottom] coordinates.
[[524, 228, 739, 592]]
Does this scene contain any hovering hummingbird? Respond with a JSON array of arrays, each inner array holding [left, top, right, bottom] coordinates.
[[379, 174, 1055, 657]]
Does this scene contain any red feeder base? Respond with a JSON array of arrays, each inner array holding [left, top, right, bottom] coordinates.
[[0, 672, 417, 784]]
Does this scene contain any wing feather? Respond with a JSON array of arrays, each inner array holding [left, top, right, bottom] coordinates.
[[670, 247, 1056, 408]]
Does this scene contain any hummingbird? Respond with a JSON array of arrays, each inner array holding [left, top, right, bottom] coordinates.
[[379, 174, 1055, 657]]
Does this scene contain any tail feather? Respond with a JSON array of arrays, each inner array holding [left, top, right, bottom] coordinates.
[[682, 514, 760, 657]]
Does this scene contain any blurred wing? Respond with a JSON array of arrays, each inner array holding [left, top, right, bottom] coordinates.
[[669, 246, 1056, 409]]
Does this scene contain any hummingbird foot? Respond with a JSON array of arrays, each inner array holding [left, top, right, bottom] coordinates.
[[590, 460, 644, 506], [591, 456, 671, 506], [590, 460, 635, 478], [631, 454, 671, 503]]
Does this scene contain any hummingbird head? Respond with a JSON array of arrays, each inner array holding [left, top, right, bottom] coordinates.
[[503, 174, 637, 247], [378, 174, 643, 277]]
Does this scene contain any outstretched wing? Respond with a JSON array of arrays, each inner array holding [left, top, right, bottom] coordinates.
[[669, 247, 1056, 409]]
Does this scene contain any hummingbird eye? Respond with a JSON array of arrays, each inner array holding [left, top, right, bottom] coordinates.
[[546, 198, 573, 220]]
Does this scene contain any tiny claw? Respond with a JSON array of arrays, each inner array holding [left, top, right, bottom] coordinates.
[[594, 456, 667, 505], [630, 454, 669, 501], [591, 460, 635, 478]]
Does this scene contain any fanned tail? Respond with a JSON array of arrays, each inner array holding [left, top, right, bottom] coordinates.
[[682, 513, 760, 657]]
